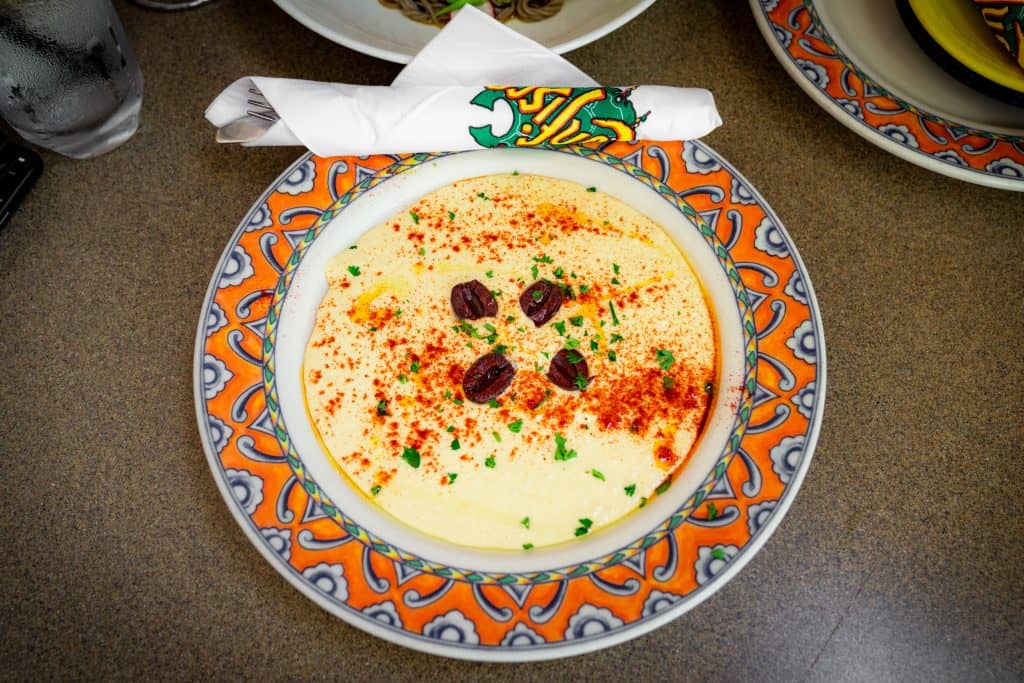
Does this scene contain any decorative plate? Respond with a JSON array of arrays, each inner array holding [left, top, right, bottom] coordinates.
[[272, 0, 655, 64], [750, 0, 1024, 191], [194, 140, 825, 661]]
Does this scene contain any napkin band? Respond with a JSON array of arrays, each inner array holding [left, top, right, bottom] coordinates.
[[208, 79, 721, 157]]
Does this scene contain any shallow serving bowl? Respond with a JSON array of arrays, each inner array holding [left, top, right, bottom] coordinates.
[[195, 141, 824, 660], [272, 0, 656, 63]]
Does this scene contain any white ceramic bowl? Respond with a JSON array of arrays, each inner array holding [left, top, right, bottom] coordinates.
[[272, 147, 747, 576], [272, 0, 656, 63]]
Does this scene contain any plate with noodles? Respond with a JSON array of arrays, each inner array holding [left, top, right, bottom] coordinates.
[[272, 0, 656, 63]]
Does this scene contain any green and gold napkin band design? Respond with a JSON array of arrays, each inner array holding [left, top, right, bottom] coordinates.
[[469, 86, 648, 148]]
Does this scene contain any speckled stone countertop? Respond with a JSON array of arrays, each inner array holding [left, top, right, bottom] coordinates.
[[1, 1, 1021, 680]]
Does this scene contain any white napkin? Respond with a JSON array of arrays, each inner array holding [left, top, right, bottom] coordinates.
[[205, 6, 721, 156]]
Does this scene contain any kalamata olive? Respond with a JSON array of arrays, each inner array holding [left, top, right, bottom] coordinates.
[[519, 279, 562, 326], [462, 353, 516, 403], [451, 279, 498, 319], [547, 348, 590, 391]]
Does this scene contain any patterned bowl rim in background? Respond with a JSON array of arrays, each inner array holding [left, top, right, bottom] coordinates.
[[750, 0, 1024, 191]]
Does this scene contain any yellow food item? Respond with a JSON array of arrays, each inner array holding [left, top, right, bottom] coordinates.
[[304, 174, 716, 549]]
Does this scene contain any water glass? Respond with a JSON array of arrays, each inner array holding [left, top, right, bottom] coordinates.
[[0, 0, 144, 158]]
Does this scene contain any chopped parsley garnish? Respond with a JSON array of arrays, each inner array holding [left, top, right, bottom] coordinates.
[[579, 284, 590, 294], [485, 454, 496, 468], [556, 282, 575, 299], [531, 289, 544, 302], [476, 192, 489, 200], [639, 496, 648, 508], [410, 360, 420, 373], [711, 547, 726, 561], [533, 254, 553, 264], [553, 266, 565, 278], [446, 425, 455, 433], [609, 333, 625, 344], [663, 376, 674, 390], [488, 399, 501, 408], [418, 247, 426, 256], [590, 469, 605, 481], [586, 186, 596, 192], [624, 483, 636, 497], [613, 263, 621, 274], [371, 485, 381, 496], [506, 315, 515, 323], [611, 278, 621, 285], [512, 170, 520, 176], [569, 316, 584, 327], [347, 265, 361, 276], [566, 350, 583, 364], [655, 478, 671, 494], [574, 517, 593, 536], [656, 349, 676, 371], [607, 350, 617, 362], [492, 344, 509, 355], [444, 390, 452, 400], [453, 398, 464, 406], [520, 516, 530, 529], [553, 321, 567, 336], [349, 245, 357, 250], [398, 374, 409, 384], [707, 502, 719, 521], [508, 420, 523, 433], [534, 362, 544, 372], [574, 374, 590, 391], [485, 269, 494, 278], [409, 210, 419, 224], [522, 543, 533, 550], [532, 389, 552, 410], [553, 433, 577, 461], [448, 473, 458, 484], [450, 439, 460, 451], [492, 431, 502, 442], [395, 308, 402, 317], [589, 339, 599, 351], [401, 447, 421, 468], [565, 337, 580, 350], [448, 210, 456, 220], [376, 400, 388, 416], [609, 301, 620, 325], [530, 264, 539, 280], [491, 289, 501, 298]]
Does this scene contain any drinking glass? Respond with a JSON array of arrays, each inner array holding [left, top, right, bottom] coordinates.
[[0, 0, 144, 158]]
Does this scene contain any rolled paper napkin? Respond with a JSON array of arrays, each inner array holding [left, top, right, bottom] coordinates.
[[205, 6, 721, 156], [205, 80, 722, 156], [974, 0, 1024, 71]]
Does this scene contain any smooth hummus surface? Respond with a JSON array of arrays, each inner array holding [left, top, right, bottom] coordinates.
[[304, 173, 716, 549]]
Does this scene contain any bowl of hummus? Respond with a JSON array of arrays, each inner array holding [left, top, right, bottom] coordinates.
[[267, 147, 751, 577]]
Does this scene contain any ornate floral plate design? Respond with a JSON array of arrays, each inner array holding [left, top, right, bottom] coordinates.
[[194, 140, 825, 661], [751, 0, 1024, 191]]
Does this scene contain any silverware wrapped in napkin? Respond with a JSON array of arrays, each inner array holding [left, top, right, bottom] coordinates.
[[205, 6, 721, 156]]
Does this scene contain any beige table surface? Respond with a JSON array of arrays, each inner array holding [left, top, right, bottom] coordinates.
[[1, 1, 1022, 680]]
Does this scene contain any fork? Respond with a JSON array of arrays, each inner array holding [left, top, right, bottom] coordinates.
[[215, 87, 280, 144]]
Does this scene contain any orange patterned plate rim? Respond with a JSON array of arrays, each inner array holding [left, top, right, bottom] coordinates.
[[751, 0, 1024, 191], [194, 141, 825, 660]]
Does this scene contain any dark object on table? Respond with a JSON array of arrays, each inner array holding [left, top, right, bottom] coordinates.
[[897, 0, 1024, 107], [0, 138, 42, 229]]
